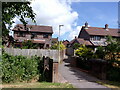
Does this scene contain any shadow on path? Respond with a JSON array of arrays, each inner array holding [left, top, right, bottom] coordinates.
[[59, 56, 111, 89]]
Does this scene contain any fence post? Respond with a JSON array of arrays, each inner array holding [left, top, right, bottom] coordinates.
[[52, 62, 59, 83]]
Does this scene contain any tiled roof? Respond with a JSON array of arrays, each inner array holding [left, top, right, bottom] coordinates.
[[63, 40, 69, 46], [70, 38, 93, 46], [12, 24, 53, 33], [51, 38, 58, 42], [84, 27, 120, 37]]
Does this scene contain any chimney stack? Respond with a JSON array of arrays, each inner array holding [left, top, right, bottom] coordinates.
[[85, 22, 88, 29], [105, 24, 109, 30]]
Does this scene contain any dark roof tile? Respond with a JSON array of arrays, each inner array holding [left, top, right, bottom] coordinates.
[[12, 24, 53, 33], [84, 27, 119, 37], [70, 38, 93, 46]]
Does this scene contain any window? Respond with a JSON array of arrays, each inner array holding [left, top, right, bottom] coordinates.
[[43, 34, 48, 38], [90, 36, 101, 41], [18, 32, 25, 37], [31, 33, 37, 39]]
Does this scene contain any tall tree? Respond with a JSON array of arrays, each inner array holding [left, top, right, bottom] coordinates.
[[2, 1, 36, 44]]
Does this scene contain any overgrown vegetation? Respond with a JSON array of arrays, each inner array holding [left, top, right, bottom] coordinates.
[[75, 45, 94, 59], [22, 40, 39, 49], [75, 36, 120, 82], [51, 41, 66, 50], [73, 43, 80, 50], [2, 2, 36, 45], [2, 51, 43, 83]]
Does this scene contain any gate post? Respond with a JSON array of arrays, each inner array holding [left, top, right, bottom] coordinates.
[[52, 62, 59, 83]]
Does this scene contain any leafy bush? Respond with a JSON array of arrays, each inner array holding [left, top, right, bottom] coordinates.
[[75, 45, 93, 59], [107, 67, 120, 82], [107, 60, 120, 82], [22, 40, 39, 49], [2, 52, 43, 83], [51, 41, 66, 50], [95, 46, 106, 59], [73, 43, 80, 50]]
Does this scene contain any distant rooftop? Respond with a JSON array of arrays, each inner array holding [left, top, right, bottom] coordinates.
[[12, 24, 53, 34]]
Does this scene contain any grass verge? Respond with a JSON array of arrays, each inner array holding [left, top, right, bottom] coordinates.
[[1, 82, 73, 88], [96, 80, 120, 88]]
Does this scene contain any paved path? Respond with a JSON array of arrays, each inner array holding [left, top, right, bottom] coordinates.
[[58, 57, 111, 89]]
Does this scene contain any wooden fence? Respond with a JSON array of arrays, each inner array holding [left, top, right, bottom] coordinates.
[[3, 48, 66, 62]]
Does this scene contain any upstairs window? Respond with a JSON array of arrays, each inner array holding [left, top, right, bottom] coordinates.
[[18, 32, 25, 37], [90, 36, 101, 41], [31, 33, 37, 39], [43, 34, 48, 38]]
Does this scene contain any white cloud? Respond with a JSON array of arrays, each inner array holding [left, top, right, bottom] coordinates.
[[12, 0, 80, 40], [69, 26, 82, 40], [30, 0, 79, 40], [73, 0, 119, 2]]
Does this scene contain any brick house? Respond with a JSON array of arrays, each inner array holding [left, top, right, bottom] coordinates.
[[12, 24, 53, 49], [62, 40, 70, 47], [70, 37, 93, 47], [70, 22, 120, 47], [51, 37, 58, 45]]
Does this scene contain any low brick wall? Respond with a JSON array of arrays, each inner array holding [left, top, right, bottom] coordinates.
[[89, 59, 107, 80], [71, 56, 107, 80]]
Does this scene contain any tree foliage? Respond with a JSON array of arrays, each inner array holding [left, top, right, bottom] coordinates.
[[75, 45, 93, 59], [2, 2, 36, 42], [94, 36, 120, 60], [95, 46, 105, 59], [50, 41, 66, 50], [22, 40, 39, 49], [73, 43, 80, 49], [105, 36, 120, 60]]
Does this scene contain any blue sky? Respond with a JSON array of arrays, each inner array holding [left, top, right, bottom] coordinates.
[[59, 2, 118, 41], [71, 2, 118, 28], [12, 1, 119, 41]]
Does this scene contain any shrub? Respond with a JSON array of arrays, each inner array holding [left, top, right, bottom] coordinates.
[[2, 52, 43, 83], [95, 46, 106, 59], [22, 40, 39, 49], [107, 60, 120, 82], [73, 43, 80, 50], [75, 45, 93, 59], [51, 41, 66, 50], [107, 67, 120, 82]]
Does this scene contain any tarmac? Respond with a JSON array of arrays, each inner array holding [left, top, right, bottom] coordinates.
[[58, 57, 111, 90]]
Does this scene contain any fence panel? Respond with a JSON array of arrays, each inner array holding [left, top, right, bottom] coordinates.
[[4, 48, 65, 62]]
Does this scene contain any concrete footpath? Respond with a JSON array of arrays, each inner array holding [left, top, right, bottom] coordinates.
[[58, 58, 111, 90]]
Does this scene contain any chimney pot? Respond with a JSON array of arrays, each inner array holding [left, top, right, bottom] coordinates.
[[105, 24, 108, 29], [85, 22, 88, 29]]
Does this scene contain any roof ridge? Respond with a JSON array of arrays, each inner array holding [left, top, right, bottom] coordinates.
[[88, 26, 119, 29], [16, 24, 52, 27]]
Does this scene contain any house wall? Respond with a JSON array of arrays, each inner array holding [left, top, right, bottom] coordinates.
[[78, 29, 90, 40], [14, 31, 52, 40], [14, 31, 52, 48]]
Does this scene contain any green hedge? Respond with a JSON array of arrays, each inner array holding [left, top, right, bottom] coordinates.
[[107, 60, 120, 82], [2, 52, 43, 83]]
